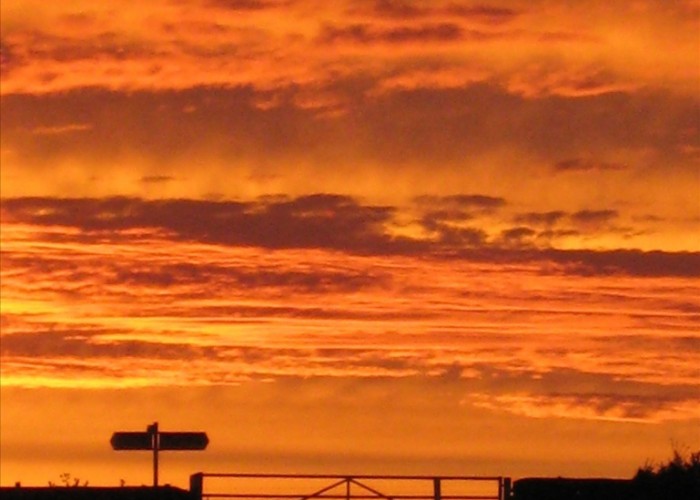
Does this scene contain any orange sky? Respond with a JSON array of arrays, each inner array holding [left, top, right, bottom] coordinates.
[[1, 0, 699, 489]]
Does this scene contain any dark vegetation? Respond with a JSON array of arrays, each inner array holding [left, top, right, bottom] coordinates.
[[632, 449, 700, 500], [514, 449, 700, 500], [47, 473, 88, 488], [0, 486, 191, 500], [513, 477, 634, 500]]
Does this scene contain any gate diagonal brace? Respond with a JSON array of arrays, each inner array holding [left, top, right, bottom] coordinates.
[[349, 478, 395, 500], [299, 478, 350, 500]]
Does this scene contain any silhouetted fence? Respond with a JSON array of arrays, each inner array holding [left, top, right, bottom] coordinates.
[[189, 473, 512, 500]]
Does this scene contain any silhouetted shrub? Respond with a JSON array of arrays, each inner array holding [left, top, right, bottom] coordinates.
[[633, 449, 700, 500]]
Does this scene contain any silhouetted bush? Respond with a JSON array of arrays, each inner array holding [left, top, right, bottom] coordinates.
[[512, 477, 634, 500], [633, 449, 700, 500]]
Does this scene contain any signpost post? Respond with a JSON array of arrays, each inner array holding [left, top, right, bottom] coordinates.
[[110, 422, 208, 487]]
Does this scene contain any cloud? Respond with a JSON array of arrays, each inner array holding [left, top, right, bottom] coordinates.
[[571, 209, 618, 226], [29, 123, 93, 135], [363, 1, 521, 25], [3, 196, 699, 277], [445, 4, 521, 25], [415, 194, 506, 211], [420, 209, 476, 231], [0, 330, 441, 381], [533, 248, 700, 278], [140, 175, 175, 183], [370, 0, 424, 19], [499, 226, 537, 247], [465, 363, 700, 422], [434, 226, 489, 247], [370, 65, 490, 93], [554, 158, 628, 172], [416, 194, 506, 245], [0, 38, 13, 73], [206, 0, 283, 10], [2, 84, 697, 212], [506, 66, 639, 98], [515, 211, 567, 226], [4, 314, 698, 421], [470, 392, 700, 423], [441, 247, 700, 278], [106, 263, 388, 295], [0, 194, 412, 253], [0, 329, 221, 360], [318, 22, 466, 45], [511, 209, 620, 242], [3, 0, 696, 99], [2, 199, 698, 399]]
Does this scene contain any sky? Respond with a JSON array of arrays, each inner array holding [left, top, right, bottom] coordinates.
[[1, 0, 699, 490]]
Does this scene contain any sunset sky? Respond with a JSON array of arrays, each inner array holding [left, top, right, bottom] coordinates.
[[1, 0, 699, 490]]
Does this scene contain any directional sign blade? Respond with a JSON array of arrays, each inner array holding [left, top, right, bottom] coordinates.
[[111, 432, 153, 450], [158, 432, 209, 450]]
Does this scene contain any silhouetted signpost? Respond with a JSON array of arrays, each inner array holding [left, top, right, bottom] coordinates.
[[110, 422, 208, 487], [110, 432, 153, 450]]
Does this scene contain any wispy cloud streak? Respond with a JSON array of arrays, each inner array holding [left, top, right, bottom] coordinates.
[[1, 195, 698, 422]]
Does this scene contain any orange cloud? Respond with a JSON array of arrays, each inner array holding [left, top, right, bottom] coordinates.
[[1, 0, 697, 97], [2, 197, 698, 408], [29, 123, 93, 136], [470, 392, 700, 423]]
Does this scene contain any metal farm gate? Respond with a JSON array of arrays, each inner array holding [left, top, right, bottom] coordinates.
[[189, 473, 512, 500]]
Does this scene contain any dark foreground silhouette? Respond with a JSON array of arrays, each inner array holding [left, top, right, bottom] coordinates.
[[0, 486, 191, 500], [2, 476, 698, 500], [3, 451, 698, 500]]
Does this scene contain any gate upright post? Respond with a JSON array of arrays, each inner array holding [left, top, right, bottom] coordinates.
[[189, 473, 203, 500], [433, 478, 441, 500], [502, 477, 512, 499], [147, 422, 159, 488]]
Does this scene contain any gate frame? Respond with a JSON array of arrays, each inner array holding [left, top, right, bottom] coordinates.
[[189, 473, 512, 500]]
